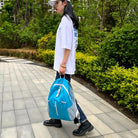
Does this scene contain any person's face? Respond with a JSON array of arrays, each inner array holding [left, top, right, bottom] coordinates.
[[54, 0, 67, 14]]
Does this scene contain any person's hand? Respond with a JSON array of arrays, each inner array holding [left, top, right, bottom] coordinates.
[[59, 65, 66, 75]]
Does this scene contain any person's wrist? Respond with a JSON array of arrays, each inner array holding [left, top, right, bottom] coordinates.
[[60, 64, 66, 68]]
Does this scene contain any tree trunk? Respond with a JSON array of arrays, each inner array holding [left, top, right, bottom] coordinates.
[[95, 0, 105, 31], [21, 0, 24, 20], [100, 0, 105, 32]]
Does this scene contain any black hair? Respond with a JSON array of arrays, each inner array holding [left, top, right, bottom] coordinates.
[[61, 0, 79, 29]]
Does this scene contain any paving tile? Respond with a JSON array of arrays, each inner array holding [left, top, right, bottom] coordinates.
[[24, 98, 37, 109], [104, 133, 122, 138], [0, 93, 2, 101], [1, 127, 17, 138], [27, 108, 43, 123], [99, 99, 119, 112], [3, 92, 12, 101], [78, 85, 90, 92], [34, 97, 47, 107], [0, 110, 1, 129], [88, 136, 104, 138], [3, 75, 10, 81], [46, 125, 70, 138], [2, 111, 16, 128], [86, 128, 101, 138], [11, 80, 18, 86], [14, 99, 26, 110], [96, 113, 127, 132], [62, 121, 85, 138], [22, 91, 32, 98], [91, 100, 113, 113], [80, 100, 103, 114], [118, 130, 138, 138], [84, 90, 102, 100], [0, 86, 3, 93], [13, 92, 23, 99], [131, 129, 138, 136], [40, 90, 49, 96], [29, 85, 39, 91], [36, 84, 46, 91], [32, 123, 52, 138], [78, 102, 92, 115], [42, 83, 51, 90], [3, 87, 12, 93], [11, 86, 21, 92], [0, 75, 3, 80], [17, 125, 35, 138], [32, 79, 41, 84], [79, 92, 97, 101], [3, 81, 11, 86], [39, 107, 49, 120], [3, 100, 14, 111], [75, 93, 92, 103], [3, 86, 11, 93], [15, 109, 30, 126], [87, 115, 114, 135], [30, 90, 43, 97], [107, 111, 138, 130], [20, 85, 29, 91], [26, 81, 37, 90]]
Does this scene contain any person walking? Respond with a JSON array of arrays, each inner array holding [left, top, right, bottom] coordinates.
[[43, 0, 94, 136]]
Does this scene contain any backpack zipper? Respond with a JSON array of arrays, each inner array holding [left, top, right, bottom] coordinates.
[[54, 84, 70, 99], [55, 101, 58, 116], [56, 85, 61, 97]]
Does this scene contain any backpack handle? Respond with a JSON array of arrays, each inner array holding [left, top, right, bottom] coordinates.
[[60, 75, 65, 78]]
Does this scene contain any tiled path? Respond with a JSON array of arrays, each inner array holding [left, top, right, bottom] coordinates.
[[0, 56, 138, 138]]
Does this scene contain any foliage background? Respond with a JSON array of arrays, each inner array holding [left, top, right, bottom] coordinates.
[[0, 0, 138, 112]]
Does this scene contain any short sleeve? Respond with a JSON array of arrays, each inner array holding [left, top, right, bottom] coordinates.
[[60, 16, 73, 49]]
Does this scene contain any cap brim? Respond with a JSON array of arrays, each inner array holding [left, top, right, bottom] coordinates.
[[48, 0, 70, 6], [48, 0, 56, 6]]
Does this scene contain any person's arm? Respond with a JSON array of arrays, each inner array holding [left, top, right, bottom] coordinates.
[[59, 49, 70, 75]]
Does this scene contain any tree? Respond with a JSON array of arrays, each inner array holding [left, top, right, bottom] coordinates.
[[111, 0, 134, 27]]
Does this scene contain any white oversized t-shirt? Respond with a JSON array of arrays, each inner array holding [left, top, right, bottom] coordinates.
[[53, 15, 78, 75]]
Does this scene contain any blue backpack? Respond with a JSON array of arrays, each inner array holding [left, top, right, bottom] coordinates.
[[48, 78, 79, 121]]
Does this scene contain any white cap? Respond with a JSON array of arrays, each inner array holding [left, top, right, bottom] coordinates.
[[48, 0, 70, 7]]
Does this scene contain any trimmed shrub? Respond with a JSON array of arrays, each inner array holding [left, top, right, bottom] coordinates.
[[98, 24, 138, 69], [76, 52, 103, 83], [96, 65, 138, 112], [43, 50, 55, 66], [38, 32, 56, 50], [0, 49, 37, 60], [37, 49, 54, 66]]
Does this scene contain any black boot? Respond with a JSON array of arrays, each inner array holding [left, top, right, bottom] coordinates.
[[73, 120, 94, 136], [43, 119, 62, 128]]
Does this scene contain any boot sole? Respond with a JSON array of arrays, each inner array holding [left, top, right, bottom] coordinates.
[[43, 122, 62, 128], [73, 125, 94, 136]]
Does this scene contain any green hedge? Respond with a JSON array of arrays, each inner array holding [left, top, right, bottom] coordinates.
[[37, 49, 138, 112], [96, 65, 138, 112], [0, 49, 37, 60], [75, 52, 103, 84]]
